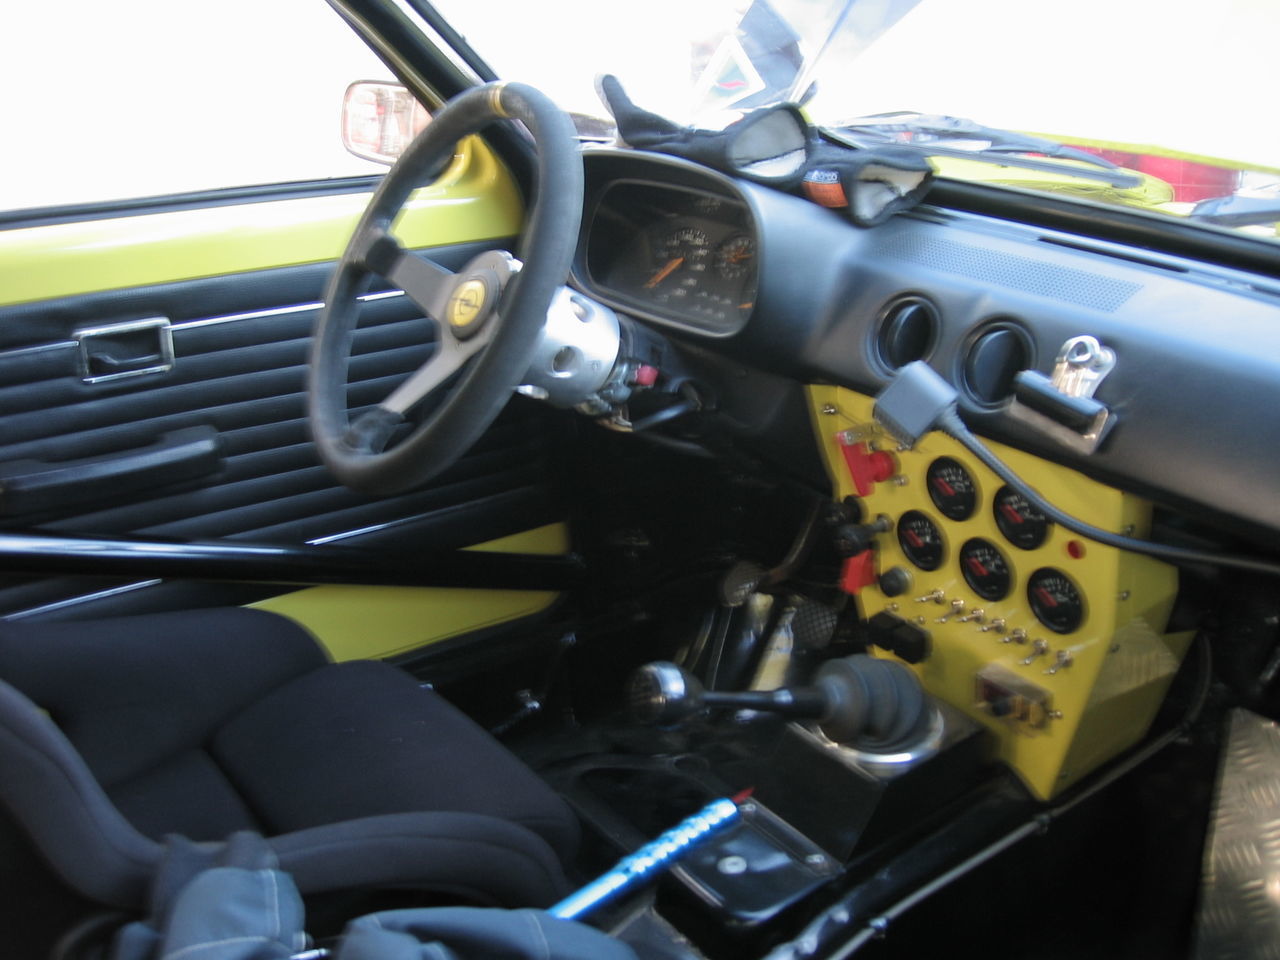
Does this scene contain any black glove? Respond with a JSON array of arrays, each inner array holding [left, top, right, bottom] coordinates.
[[598, 74, 933, 227]]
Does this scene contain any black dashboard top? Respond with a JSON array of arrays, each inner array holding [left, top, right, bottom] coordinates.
[[571, 148, 1280, 542]]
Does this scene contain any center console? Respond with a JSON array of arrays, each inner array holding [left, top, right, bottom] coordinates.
[[552, 655, 989, 945]]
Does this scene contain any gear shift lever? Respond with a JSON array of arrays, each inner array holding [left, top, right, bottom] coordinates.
[[628, 655, 933, 753]]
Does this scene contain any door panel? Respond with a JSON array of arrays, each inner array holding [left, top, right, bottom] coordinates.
[[0, 143, 571, 632]]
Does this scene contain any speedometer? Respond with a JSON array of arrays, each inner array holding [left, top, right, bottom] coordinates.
[[650, 228, 710, 279]]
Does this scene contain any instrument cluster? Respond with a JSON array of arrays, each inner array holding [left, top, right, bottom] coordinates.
[[580, 179, 758, 336]]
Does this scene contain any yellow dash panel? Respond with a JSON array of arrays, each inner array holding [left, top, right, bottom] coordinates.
[[250, 522, 569, 663], [808, 385, 1186, 799]]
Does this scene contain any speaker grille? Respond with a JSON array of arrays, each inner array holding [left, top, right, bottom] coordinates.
[[878, 234, 1139, 312]]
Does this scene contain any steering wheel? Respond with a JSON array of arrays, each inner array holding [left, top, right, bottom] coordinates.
[[309, 82, 583, 495]]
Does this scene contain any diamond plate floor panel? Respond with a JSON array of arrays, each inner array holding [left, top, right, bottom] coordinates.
[[1196, 708, 1280, 960]]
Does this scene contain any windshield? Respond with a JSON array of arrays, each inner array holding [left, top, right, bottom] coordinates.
[[423, 0, 1280, 241]]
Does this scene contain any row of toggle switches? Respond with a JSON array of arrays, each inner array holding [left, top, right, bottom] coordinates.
[[905, 590, 1074, 675]]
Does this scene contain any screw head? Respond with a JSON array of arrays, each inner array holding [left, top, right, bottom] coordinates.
[[717, 855, 749, 875]]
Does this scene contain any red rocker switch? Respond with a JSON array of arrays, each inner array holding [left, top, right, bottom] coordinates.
[[838, 437, 896, 497], [840, 551, 878, 595]]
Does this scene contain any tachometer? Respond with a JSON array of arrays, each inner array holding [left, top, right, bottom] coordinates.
[[714, 234, 755, 279]]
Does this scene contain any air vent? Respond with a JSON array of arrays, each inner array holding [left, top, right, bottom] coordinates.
[[962, 322, 1032, 405], [875, 297, 938, 371]]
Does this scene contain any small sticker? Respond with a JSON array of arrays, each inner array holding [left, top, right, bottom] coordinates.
[[803, 168, 847, 208]]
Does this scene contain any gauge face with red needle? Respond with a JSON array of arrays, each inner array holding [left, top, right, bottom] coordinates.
[[927, 457, 977, 521], [994, 485, 1051, 550], [959, 538, 1012, 600], [1027, 568, 1085, 633], [897, 510, 945, 571]]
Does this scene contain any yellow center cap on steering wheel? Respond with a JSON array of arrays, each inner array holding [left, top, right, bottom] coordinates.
[[447, 279, 487, 330]]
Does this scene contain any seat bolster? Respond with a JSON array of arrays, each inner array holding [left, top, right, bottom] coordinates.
[[0, 680, 160, 909], [269, 811, 571, 908]]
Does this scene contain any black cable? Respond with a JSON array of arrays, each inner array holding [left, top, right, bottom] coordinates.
[[936, 408, 1280, 578]]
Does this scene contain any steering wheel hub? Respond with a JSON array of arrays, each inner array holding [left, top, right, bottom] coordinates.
[[444, 250, 518, 340]]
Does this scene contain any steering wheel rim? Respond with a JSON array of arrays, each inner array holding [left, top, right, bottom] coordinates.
[[309, 82, 582, 496]]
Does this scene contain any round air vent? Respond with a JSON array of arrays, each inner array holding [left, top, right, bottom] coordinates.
[[875, 297, 938, 372], [962, 322, 1032, 405]]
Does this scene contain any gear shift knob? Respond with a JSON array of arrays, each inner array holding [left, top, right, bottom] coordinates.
[[628, 662, 706, 725]]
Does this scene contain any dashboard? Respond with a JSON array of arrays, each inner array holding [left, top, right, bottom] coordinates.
[[573, 148, 1280, 542], [571, 146, 1280, 799]]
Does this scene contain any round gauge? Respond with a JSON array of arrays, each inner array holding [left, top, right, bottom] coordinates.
[[926, 457, 977, 521], [959, 538, 1012, 601], [1027, 568, 1085, 634], [897, 510, 945, 571], [994, 486, 1052, 550], [714, 234, 755, 279]]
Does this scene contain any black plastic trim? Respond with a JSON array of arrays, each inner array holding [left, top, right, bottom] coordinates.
[[406, 1, 500, 83], [956, 319, 1035, 410], [0, 427, 223, 518], [873, 295, 939, 375], [925, 178, 1280, 282]]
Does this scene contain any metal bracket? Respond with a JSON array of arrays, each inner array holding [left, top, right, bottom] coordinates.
[[1007, 335, 1117, 455], [1050, 335, 1116, 399]]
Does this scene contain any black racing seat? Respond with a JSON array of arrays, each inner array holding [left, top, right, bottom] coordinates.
[[0, 607, 578, 912]]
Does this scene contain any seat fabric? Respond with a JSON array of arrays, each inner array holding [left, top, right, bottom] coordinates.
[[0, 607, 578, 908], [212, 658, 579, 853]]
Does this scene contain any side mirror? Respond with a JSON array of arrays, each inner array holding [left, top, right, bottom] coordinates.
[[341, 81, 432, 165]]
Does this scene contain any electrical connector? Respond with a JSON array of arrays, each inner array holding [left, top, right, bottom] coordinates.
[[872, 361, 960, 448]]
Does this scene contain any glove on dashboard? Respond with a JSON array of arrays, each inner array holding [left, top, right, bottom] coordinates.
[[597, 74, 933, 227]]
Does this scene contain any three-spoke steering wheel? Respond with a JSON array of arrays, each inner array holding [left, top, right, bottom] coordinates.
[[309, 82, 582, 495]]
